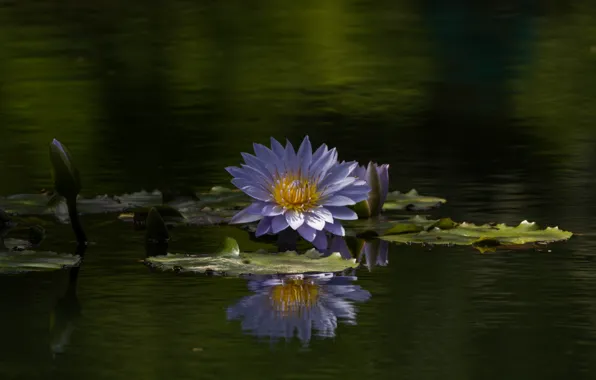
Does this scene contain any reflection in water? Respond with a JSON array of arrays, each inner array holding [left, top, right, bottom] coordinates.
[[329, 236, 388, 271], [50, 244, 86, 356], [227, 273, 370, 344], [359, 239, 389, 270]]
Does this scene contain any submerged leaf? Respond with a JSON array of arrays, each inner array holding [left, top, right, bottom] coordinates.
[[383, 189, 446, 211], [380, 217, 573, 247]]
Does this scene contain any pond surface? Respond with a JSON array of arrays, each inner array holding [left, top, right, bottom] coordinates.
[[2, 1, 596, 379]]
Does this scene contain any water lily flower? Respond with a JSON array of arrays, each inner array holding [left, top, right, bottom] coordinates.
[[226, 136, 371, 250], [351, 162, 389, 218], [227, 273, 371, 345]]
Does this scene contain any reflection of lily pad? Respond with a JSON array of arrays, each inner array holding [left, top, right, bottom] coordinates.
[[383, 189, 446, 211], [145, 238, 358, 276], [0, 249, 81, 273], [380, 217, 573, 247]]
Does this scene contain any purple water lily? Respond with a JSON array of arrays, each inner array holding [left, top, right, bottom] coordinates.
[[352, 162, 389, 217], [226, 136, 371, 250]]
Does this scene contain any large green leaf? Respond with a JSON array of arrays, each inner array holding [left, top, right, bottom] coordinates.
[[379, 217, 573, 247], [383, 189, 446, 211], [144, 238, 358, 276]]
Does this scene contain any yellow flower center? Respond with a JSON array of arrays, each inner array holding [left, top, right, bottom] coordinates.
[[269, 279, 320, 316], [271, 173, 320, 212]]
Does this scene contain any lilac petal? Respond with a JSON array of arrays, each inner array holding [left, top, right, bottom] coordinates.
[[352, 165, 367, 181], [255, 217, 272, 236], [320, 177, 357, 197], [311, 207, 333, 223], [285, 210, 305, 230], [311, 143, 328, 164], [225, 166, 253, 181], [231, 178, 268, 192], [239, 186, 272, 202], [321, 195, 357, 206], [324, 219, 345, 236], [297, 224, 316, 242], [311, 148, 337, 181], [240, 164, 273, 186], [271, 214, 290, 233], [318, 163, 353, 189], [262, 204, 284, 216], [312, 231, 328, 251], [334, 185, 371, 203], [253, 143, 284, 175], [297, 136, 312, 176], [305, 212, 325, 231], [270, 137, 285, 159], [326, 206, 358, 220], [229, 204, 265, 224], [252, 143, 276, 162], [284, 139, 298, 173], [241, 153, 274, 181]]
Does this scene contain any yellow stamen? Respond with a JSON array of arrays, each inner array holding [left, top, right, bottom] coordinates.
[[269, 279, 320, 317], [271, 172, 320, 212]]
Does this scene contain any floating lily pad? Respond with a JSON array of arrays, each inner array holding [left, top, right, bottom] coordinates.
[[383, 189, 446, 211], [342, 215, 432, 237], [0, 242, 81, 273], [379, 217, 573, 247], [144, 238, 358, 276]]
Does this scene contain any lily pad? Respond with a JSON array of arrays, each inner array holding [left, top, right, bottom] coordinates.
[[379, 217, 573, 247], [0, 246, 81, 273], [383, 189, 446, 211], [342, 215, 433, 237], [144, 238, 358, 276]]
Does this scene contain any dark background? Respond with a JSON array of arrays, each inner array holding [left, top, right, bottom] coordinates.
[[1, 1, 596, 379]]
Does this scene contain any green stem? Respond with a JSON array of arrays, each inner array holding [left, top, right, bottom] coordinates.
[[66, 198, 87, 246]]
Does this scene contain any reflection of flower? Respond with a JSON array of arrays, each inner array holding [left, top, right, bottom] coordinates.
[[227, 273, 371, 344], [329, 236, 389, 271], [226, 136, 370, 250], [360, 240, 389, 270], [351, 162, 389, 218]]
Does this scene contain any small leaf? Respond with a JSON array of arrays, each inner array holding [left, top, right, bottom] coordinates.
[[383, 189, 446, 211], [427, 218, 459, 231], [384, 223, 424, 235], [215, 237, 240, 257]]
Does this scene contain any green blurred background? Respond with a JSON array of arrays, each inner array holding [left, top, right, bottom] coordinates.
[[2, 1, 596, 379]]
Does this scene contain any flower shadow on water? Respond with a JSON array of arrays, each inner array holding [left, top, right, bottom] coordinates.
[[227, 273, 371, 345]]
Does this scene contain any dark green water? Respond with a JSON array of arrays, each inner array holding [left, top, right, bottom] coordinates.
[[2, 1, 596, 379]]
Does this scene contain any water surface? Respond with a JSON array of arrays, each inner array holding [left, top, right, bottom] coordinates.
[[1, 1, 596, 379]]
